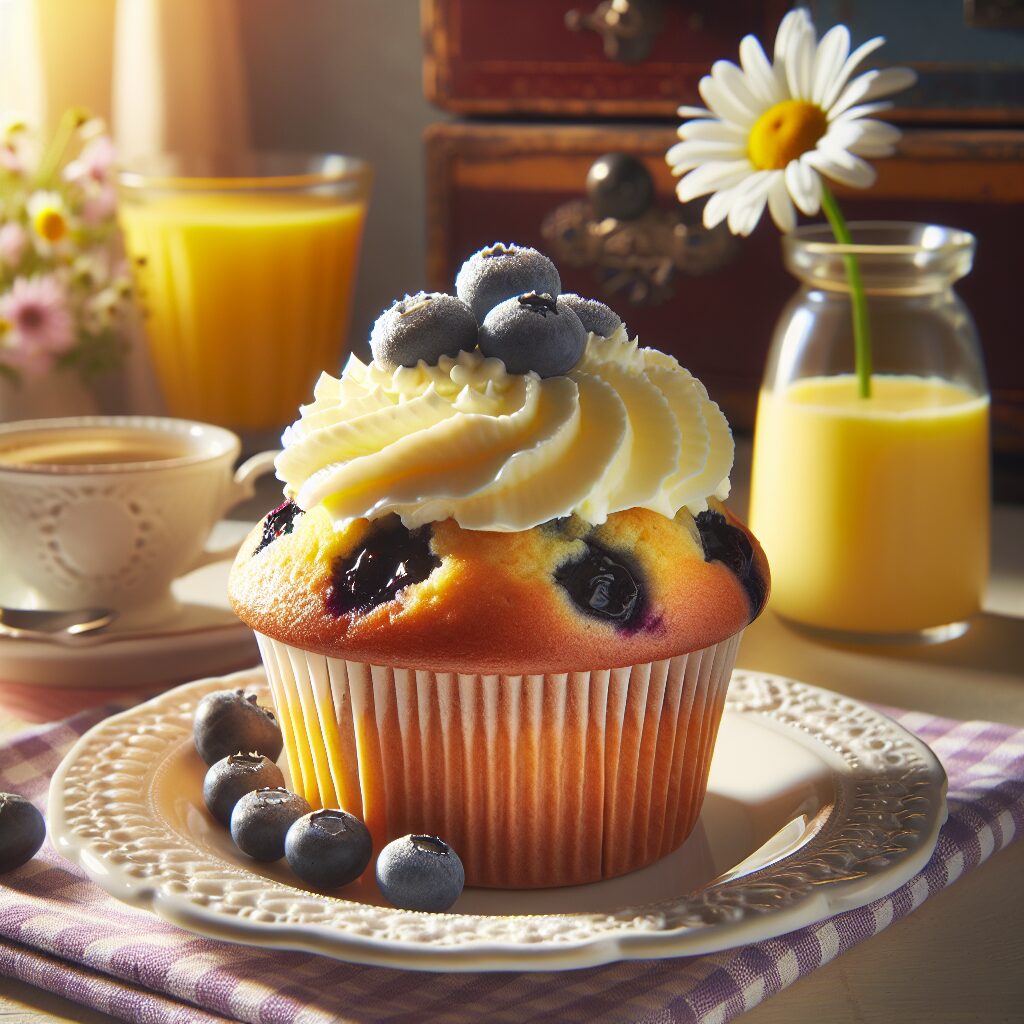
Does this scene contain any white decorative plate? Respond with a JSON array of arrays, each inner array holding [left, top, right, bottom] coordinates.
[[49, 669, 946, 972]]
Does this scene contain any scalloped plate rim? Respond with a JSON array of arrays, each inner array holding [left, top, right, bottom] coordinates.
[[48, 668, 947, 972]]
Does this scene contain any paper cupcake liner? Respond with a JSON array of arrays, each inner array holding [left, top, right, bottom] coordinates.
[[255, 632, 742, 888]]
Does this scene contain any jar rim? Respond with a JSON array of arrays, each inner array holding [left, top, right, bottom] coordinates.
[[783, 221, 975, 258]]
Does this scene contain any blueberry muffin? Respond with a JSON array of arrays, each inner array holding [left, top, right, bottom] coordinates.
[[229, 244, 768, 888]]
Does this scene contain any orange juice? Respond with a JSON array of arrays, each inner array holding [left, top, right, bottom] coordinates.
[[120, 192, 366, 429], [749, 374, 989, 635]]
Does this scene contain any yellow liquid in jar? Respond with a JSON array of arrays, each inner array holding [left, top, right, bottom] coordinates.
[[749, 374, 990, 635], [120, 192, 366, 430]]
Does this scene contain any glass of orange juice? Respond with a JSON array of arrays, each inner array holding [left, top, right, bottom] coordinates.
[[118, 153, 371, 436], [749, 223, 990, 643]]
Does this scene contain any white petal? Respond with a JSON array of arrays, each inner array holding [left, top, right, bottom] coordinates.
[[699, 75, 759, 127], [775, 9, 813, 65], [831, 100, 894, 123], [785, 157, 822, 215], [678, 119, 749, 143], [677, 160, 752, 201], [806, 147, 877, 190], [824, 119, 900, 158], [767, 175, 797, 232], [830, 67, 917, 118], [667, 140, 747, 174], [821, 36, 887, 111], [822, 120, 867, 150], [710, 59, 763, 119], [703, 185, 742, 229], [727, 182, 770, 237], [677, 105, 714, 119], [811, 25, 850, 106], [739, 34, 782, 105], [783, 16, 817, 100]]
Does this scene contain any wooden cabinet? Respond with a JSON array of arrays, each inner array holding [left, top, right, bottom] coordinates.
[[422, 1, 1024, 496]]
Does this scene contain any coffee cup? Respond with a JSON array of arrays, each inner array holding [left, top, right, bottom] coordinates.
[[0, 416, 278, 628]]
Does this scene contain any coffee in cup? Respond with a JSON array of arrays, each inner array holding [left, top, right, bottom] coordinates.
[[0, 416, 278, 628]]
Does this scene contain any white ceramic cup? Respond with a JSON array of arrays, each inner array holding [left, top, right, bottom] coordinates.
[[0, 416, 278, 628]]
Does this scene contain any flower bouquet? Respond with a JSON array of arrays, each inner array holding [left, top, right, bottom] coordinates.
[[0, 110, 131, 393]]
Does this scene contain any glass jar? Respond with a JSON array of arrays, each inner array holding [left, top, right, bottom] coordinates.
[[749, 222, 990, 643]]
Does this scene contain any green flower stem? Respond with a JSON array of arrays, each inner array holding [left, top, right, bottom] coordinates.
[[820, 182, 872, 399], [34, 108, 90, 188]]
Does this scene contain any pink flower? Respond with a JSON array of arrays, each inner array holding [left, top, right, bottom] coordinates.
[[81, 183, 117, 225], [0, 276, 76, 378], [0, 144, 23, 174], [64, 136, 116, 187], [0, 222, 28, 267]]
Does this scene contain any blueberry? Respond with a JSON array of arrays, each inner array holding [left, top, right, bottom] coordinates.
[[230, 787, 311, 862], [203, 753, 285, 827], [0, 793, 46, 872], [558, 294, 622, 339], [327, 517, 439, 617], [455, 243, 561, 322], [193, 689, 283, 767], [586, 153, 655, 221], [285, 809, 372, 890], [695, 510, 767, 617], [376, 834, 465, 912], [478, 293, 586, 378], [255, 499, 304, 555], [555, 540, 644, 627], [370, 292, 478, 370]]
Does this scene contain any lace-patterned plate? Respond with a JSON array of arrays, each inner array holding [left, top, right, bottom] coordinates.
[[49, 668, 946, 971]]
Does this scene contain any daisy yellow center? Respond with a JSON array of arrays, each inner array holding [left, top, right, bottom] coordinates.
[[33, 208, 68, 243], [748, 100, 828, 171]]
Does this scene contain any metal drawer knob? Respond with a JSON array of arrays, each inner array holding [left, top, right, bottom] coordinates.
[[565, 0, 665, 64], [542, 153, 738, 306]]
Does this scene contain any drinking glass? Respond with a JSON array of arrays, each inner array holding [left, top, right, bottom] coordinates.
[[118, 153, 371, 434]]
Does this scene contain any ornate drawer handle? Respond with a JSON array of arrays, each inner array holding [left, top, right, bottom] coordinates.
[[565, 0, 665, 64], [541, 153, 738, 307]]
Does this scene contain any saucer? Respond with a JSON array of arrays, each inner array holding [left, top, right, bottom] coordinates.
[[0, 521, 258, 689], [49, 668, 947, 971]]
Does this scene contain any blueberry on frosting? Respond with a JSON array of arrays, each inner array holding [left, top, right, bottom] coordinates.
[[455, 243, 561, 322], [478, 292, 586, 378], [558, 293, 623, 339], [370, 292, 477, 370]]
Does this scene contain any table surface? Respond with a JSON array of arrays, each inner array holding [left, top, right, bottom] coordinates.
[[2, 441, 1022, 1023]]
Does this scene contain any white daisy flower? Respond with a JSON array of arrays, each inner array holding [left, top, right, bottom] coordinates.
[[666, 8, 916, 236]]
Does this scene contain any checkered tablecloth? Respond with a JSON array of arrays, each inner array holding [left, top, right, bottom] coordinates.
[[0, 702, 1022, 1024]]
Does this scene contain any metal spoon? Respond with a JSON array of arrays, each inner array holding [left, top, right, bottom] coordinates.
[[0, 606, 118, 645]]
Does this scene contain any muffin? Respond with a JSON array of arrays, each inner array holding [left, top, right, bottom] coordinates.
[[229, 244, 768, 888]]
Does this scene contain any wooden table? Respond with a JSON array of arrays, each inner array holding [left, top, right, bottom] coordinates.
[[2, 441, 1022, 1022]]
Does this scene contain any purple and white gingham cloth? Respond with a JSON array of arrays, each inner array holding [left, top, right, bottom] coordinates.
[[0, 704, 1022, 1024]]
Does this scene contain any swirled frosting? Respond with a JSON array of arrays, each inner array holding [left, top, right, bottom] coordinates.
[[276, 326, 733, 532]]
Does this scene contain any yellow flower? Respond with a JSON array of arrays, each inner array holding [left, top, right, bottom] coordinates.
[[666, 9, 916, 236], [27, 190, 70, 244]]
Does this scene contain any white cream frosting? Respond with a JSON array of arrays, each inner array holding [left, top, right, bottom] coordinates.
[[277, 325, 733, 532]]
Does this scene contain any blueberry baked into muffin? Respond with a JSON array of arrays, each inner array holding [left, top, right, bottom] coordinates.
[[229, 243, 768, 888]]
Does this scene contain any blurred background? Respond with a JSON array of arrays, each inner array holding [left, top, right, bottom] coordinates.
[[1, 0, 1022, 489], [0, 0, 442, 362]]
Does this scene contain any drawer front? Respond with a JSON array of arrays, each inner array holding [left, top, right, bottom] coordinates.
[[423, 0, 788, 118], [425, 123, 1024, 491], [424, 0, 1024, 122]]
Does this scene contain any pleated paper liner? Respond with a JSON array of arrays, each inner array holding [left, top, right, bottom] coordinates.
[[255, 631, 742, 889]]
